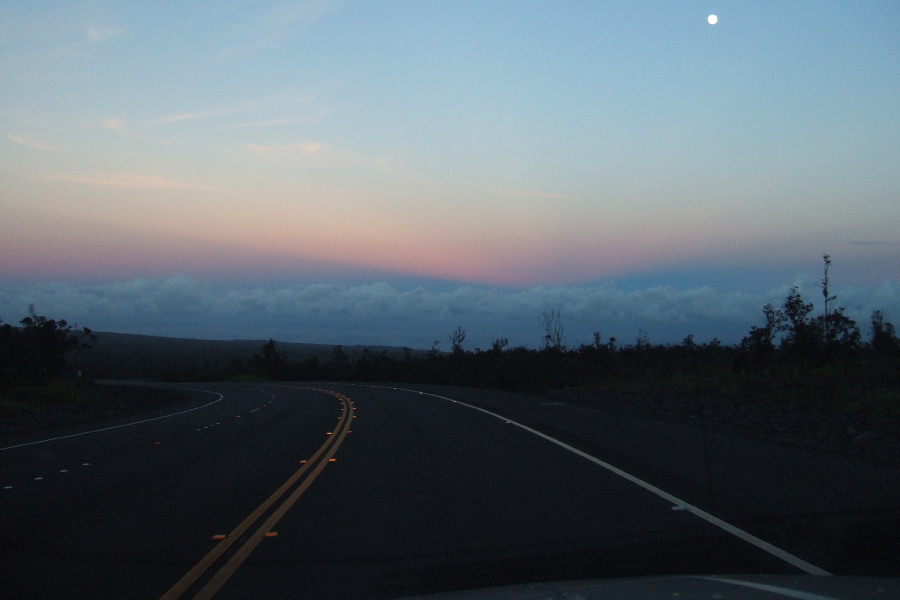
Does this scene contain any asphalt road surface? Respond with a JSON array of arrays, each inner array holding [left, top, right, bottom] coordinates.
[[1, 383, 897, 599]]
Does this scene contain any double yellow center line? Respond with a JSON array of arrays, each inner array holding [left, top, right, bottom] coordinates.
[[160, 388, 355, 600]]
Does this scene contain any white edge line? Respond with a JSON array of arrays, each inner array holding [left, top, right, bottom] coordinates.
[[373, 385, 832, 577], [0, 388, 224, 452]]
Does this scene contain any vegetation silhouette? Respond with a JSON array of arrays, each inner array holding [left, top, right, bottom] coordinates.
[[0, 304, 95, 387], [2, 257, 898, 421]]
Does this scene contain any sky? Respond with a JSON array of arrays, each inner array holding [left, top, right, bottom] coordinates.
[[1, 1, 898, 350]]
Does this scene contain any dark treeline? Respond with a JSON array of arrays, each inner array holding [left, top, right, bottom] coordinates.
[[222, 258, 900, 410], [0, 305, 96, 388], [3, 257, 899, 410], [233, 303, 898, 398]]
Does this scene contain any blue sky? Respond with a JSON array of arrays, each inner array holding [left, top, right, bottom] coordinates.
[[1, 1, 898, 348]]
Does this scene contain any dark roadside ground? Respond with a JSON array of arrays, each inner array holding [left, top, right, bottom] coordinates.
[[0, 380, 193, 440], [536, 386, 900, 472]]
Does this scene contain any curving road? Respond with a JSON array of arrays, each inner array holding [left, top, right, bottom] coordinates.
[[1, 383, 896, 599]]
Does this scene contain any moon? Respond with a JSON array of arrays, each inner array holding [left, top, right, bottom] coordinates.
[[708, 14, 718, 25]]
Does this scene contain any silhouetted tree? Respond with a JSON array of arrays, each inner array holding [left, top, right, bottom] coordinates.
[[870, 310, 899, 355], [739, 303, 781, 368], [0, 317, 14, 385], [449, 326, 467, 355], [249, 338, 288, 380], [539, 309, 565, 351], [12, 306, 96, 385], [778, 287, 815, 346], [811, 254, 860, 354], [326, 345, 352, 380]]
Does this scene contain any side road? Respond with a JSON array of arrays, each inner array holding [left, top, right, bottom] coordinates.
[[392, 384, 900, 577]]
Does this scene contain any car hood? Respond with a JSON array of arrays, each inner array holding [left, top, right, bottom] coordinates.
[[394, 575, 899, 600]]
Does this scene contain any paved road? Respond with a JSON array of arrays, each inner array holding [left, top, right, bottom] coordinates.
[[1, 382, 895, 599]]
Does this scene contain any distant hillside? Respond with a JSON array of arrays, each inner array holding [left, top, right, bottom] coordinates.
[[67, 331, 424, 381]]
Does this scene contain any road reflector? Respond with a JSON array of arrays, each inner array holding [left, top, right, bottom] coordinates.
[[328, 458, 336, 462], [211, 534, 227, 540], [300, 460, 307, 463], [264, 532, 278, 538]]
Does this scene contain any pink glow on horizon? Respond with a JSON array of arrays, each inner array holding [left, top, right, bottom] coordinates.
[[3, 195, 897, 289]]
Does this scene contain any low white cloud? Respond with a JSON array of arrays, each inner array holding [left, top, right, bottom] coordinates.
[[7, 133, 62, 152], [103, 118, 127, 133], [153, 109, 238, 124], [44, 173, 219, 191], [2, 277, 897, 349], [231, 117, 318, 128], [213, 0, 342, 61], [85, 19, 125, 42], [101, 117, 153, 141], [247, 141, 391, 169], [493, 188, 578, 200], [260, 0, 342, 27], [253, 0, 342, 45], [248, 141, 324, 155]]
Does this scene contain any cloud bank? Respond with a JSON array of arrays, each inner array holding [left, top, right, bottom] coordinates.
[[1, 277, 897, 350]]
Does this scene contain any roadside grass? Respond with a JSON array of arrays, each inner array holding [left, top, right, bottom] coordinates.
[[841, 390, 900, 416], [0, 380, 102, 413], [0, 379, 192, 436], [576, 363, 899, 419]]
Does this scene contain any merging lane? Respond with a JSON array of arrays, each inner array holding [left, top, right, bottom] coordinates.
[[0, 382, 833, 599]]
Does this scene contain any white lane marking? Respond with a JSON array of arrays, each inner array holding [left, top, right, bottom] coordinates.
[[376, 385, 832, 577], [3, 486, 11, 490], [696, 577, 840, 600], [82, 463, 90, 466], [34, 477, 43, 481], [60, 469, 69, 473], [0, 389, 224, 452]]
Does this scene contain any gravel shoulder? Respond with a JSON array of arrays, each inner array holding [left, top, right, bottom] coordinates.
[[538, 387, 900, 471], [0, 382, 195, 440]]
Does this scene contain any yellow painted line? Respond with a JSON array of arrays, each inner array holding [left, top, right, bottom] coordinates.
[[159, 389, 353, 600], [192, 395, 354, 600]]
